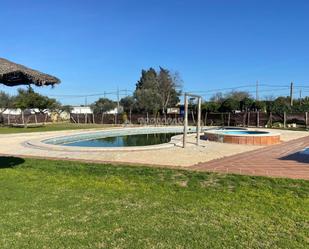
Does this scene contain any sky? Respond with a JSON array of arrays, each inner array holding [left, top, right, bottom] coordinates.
[[1, 0, 309, 105]]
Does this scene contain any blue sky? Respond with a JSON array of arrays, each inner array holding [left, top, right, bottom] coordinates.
[[1, 0, 309, 104]]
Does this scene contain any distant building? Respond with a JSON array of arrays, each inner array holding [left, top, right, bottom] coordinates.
[[71, 106, 123, 114], [71, 106, 92, 114]]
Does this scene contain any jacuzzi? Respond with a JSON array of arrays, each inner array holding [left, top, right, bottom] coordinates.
[[204, 129, 280, 145]]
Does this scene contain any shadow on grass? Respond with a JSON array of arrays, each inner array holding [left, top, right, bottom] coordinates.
[[0, 157, 25, 169], [279, 153, 309, 164]]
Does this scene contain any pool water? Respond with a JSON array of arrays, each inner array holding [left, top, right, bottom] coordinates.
[[222, 131, 269, 135], [63, 132, 181, 147]]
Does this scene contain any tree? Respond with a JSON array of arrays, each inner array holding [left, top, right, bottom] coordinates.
[[219, 98, 240, 113], [134, 68, 161, 114], [13, 87, 60, 126], [134, 67, 182, 114], [91, 98, 117, 124], [201, 101, 220, 113], [268, 97, 291, 114], [225, 91, 251, 102], [0, 91, 14, 114], [91, 98, 116, 114], [120, 96, 136, 113], [240, 97, 254, 111], [14, 87, 59, 113], [252, 101, 266, 112], [157, 67, 181, 114]]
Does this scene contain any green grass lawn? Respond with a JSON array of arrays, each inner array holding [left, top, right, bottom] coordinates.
[[0, 157, 308, 249], [0, 123, 112, 134]]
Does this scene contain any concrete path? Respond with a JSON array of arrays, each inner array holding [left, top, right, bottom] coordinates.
[[193, 135, 309, 180], [0, 127, 308, 180]]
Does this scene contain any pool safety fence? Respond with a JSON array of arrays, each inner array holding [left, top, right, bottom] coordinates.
[[0, 112, 308, 128], [69, 112, 309, 128], [0, 113, 52, 125]]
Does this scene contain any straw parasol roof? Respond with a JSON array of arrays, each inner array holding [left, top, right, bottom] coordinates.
[[0, 58, 60, 87]]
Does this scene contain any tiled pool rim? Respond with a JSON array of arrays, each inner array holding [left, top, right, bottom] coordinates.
[[205, 129, 281, 145], [25, 126, 197, 152]]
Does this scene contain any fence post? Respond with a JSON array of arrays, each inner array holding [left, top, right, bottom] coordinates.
[[204, 112, 208, 126], [227, 112, 231, 126], [247, 112, 250, 127], [283, 112, 287, 129], [197, 97, 201, 146], [70, 114, 77, 123], [243, 112, 246, 127], [305, 112, 308, 128], [221, 113, 224, 126], [257, 111, 259, 127]]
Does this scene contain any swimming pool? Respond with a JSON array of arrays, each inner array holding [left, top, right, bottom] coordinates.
[[205, 129, 280, 145], [41, 127, 196, 150], [62, 132, 181, 147]]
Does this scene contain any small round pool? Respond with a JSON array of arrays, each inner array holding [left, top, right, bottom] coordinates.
[[205, 129, 280, 145]]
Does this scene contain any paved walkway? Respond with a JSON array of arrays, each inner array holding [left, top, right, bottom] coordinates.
[[193, 135, 309, 180]]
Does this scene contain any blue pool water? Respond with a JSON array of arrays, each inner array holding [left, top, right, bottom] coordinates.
[[222, 131, 269, 135]]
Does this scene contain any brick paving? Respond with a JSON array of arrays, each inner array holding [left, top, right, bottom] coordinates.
[[193, 135, 309, 180]]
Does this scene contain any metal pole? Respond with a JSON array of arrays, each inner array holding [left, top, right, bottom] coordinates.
[[256, 80, 259, 101], [197, 97, 201, 146], [116, 87, 120, 125], [183, 93, 188, 148], [290, 82, 294, 106]]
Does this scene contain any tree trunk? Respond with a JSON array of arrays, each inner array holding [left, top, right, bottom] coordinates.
[[71, 114, 77, 123], [269, 112, 273, 128], [284, 112, 287, 128], [21, 110, 25, 127]]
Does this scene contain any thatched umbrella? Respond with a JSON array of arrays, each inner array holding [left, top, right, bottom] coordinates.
[[0, 57, 60, 87]]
